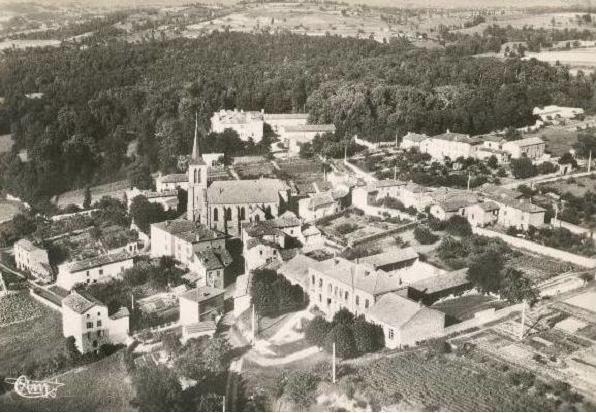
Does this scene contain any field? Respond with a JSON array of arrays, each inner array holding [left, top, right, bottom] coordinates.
[[524, 46, 596, 75], [338, 352, 554, 411], [566, 291, 596, 313], [507, 251, 578, 282], [0, 292, 45, 327], [52, 179, 129, 208], [0, 200, 23, 223], [0, 351, 135, 411], [540, 175, 596, 197], [0, 294, 63, 377]]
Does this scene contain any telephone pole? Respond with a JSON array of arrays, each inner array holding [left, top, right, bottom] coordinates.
[[519, 300, 526, 340], [332, 342, 336, 384], [251, 304, 256, 344]]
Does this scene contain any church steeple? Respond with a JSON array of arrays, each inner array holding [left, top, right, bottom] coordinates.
[[191, 112, 201, 161]]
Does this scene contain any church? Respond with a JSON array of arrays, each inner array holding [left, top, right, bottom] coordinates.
[[186, 121, 290, 237]]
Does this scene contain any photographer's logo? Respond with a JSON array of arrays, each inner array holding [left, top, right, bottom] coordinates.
[[5, 375, 64, 399]]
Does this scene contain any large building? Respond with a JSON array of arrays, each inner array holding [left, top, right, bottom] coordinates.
[[186, 128, 289, 237], [502, 137, 546, 160], [179, 285, 226, 325], [62, 291, 129, 353], [56, 251, 135, 291], [419, 131, 482, 161], [263, 113, 309, 135], [150, 219, 229, 289], [14, 239, 52, 281], [282, 124, 337, 154], [210, 109, 264, 142]]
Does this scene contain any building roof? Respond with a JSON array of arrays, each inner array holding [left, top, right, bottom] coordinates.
[[506, 137, 545, 148], [283, 124, 336, 133], [272, 211, 301, 228], [402, 132, 428, 143], [208, 178, 288, 205], [109, 306, 130, 320], [308, 192, 336, 210], [184, 320, 217, 335], [179, 285, 226, 303], [533, 105, 584, 116], [478, 134, 506, 143], [212, 109, 263, 124], [193, 248, 233, 271], [409, 268, 471, 295], [15, 238, 42, 252], [358, 248, 419, 269], [403, 182, 433, 194], [264, 113, 309, 120], [244, 222, 285, 239], [477, 201, 500, 211], [68, 251, 133, 273], [159, 173, 187, 184], [432, 132, 480, 145], [367, 292, 443, 328], [278, 254, 319, 287], [152, 219, 225, 243], [312, 257, 402, 296], [434, 194, 479, 212], [302, 225, 321, 237], [62, 291, 105, 314]]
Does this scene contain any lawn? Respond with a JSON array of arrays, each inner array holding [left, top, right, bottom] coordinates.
[[0, 351, 135, 411], [0, 296, 63, 378]]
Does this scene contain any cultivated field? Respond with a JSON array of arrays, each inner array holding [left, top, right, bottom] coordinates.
[[540, 175, 596, 197], [52, 179, 129, 208], [0, 351, 135, 411], [0, 200, 23, 223], [525, 46, 596, 75]]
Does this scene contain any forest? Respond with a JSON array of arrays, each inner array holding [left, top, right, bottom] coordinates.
[[0, 30, 594, 208]]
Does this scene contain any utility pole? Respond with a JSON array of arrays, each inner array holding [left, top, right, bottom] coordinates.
[[394, 165, 397, 181], [588, 150, 592, 173], [130, 292, 135, 310], [222, 396, 226, 413], [467, 172, 471, 191], [332, 342, 336, 384], [519, 300, 526, 341], [251, 304, 256, 344]]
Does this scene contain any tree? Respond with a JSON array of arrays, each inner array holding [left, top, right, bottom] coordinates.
[[352, 319, 384, 353], [11, 213, 36, 238], [558, 152, 577, 168], [511, 157, 537, 179], [414, 225, 439, 245], [131, 366, 184, 411], [325, 324, 356, 359], [129, 195, 167, 234], [128, 161, 154, 190], [487, 155, 499, 169], [64, 336, 81, 363], [467, 250, 504, 294], [445, 215, 472, 236], [305, 316, 332, 348], [332, 308, 355, 326], [499, 268, 538, 304], [202, 337, 231, 375], [162, 334, 182, 358], [283, 370, 319, 408], [83, 187, 92, 209]]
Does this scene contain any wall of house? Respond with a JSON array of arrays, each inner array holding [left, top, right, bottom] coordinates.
[[179, 298, 198, 326], [211, 119, 264, 142], [107, 316, 129, 344], [63, 304, 110, 353], [56, 258, 134, 291]]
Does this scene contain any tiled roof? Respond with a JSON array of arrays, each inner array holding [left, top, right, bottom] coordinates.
[[432, 132, 480, 145], [409, 268, 470, 294], [152, 220, 225, 243], [159, 173, 187, 184], [303, 225, 321, 237], [68, 251, 133, 273], [15, 238, 39, 252], [208, 179, 288, 205], [272, 211, 301, 228], [179, 286, 226, 303], [402, 132, 428, 143], [62, 291, 105, 314], [367, 292, 443, 328], [212, 110, 263, 124], [358, 248, 419, 269], [193, 248, 233, 271], [283, 124, 336, 133], [477, 201, 500, 211], [278, 254, 319, 287], [109, 306, 130, 320], [184, 320, 217, 335], [264, 113, 309, 120], [506, 137, 544, 147], [308, 192, 335, 210]]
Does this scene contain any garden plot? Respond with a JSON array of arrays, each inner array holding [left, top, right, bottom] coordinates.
[[53, 179, 129, 208], [234, 161, 275, 179], [565, 291, 596, 313], [506, 252, 577, 282], [0, 200, 23, 224], [541, 175, 596, 198]]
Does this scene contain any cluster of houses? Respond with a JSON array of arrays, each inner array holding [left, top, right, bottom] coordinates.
[[14, 106, 583, 355]]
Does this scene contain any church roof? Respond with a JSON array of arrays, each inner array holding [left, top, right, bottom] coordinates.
[[208, 178, 288, 205]]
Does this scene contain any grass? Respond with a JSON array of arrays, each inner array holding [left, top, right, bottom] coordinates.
[[0, 201, 23, 224], [541, 175, 596, 198], [0, 297, 63, 378], [53, 179, 129, 208], [0, 351, 135, 411]]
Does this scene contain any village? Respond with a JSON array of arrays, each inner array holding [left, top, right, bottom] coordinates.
[[1, 104, 596, 411]]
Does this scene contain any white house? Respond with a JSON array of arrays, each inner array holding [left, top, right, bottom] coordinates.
[[56, 251, 135, 291], [419, 132, 482, 161], [156, 173, 188, 192], [126, 187, 179, 212], [178, 285, 225, 326], [399, 132, 428, 151], [502, 137, 545, 160], [263, 113, 309, 134], [533, 105, 584, 122], [283, 124, 336, 154], [211, 109, 264, 142], [14, 239, 52, 281], [62, 291, 129, 353]]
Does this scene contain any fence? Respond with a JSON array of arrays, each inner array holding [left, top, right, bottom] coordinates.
[[472, 226, 596, 268]]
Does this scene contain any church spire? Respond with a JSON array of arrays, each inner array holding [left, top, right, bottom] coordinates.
[[192, 112, 200, 161]]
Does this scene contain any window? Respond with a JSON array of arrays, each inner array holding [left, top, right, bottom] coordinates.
[[273, 250, 277, 255], [311, 275, 315, 285], [86, 271, 90, 277], [327, 284, 332, 294], [86, 314, 90, 318], [97, 312, 100, 316], [213, 208, 219, 221], [344, 291, 349, 301], [388, 329, 394, 340], [365, 299, 370, 309], [97, 320, 102, 327], [334, 287, 338, 296], [355, 295, 360, 306], [99, 269, 103, 275], [225, 208, 232, 221], [240, 207, 246, 221], [259, 250, 263, 256], [318, 279, 323, 288], [86, 322, 93, 329], [318, 294, 322, 303]]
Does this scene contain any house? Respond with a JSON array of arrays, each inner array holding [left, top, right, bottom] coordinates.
[[56, 251, 135, 291], [357, 248, 419, 272], [485, 189, 546, 229], [400, 132, 428, 151], [126, 187, 179, 212], [181, 320, 217, 344], [178, 285, 225, 326], [419, 131, 482, 161], [533, 105, 584, 123], [210, 109, 264, 142], [297, 188, 347, 222], [150, 219, 230, 288], [352, 180, 406, 210], [156, 173, 188, 192], [502, 137, 545, 160], [282, 124, 336, 154], [278, 254, 319, 291], [302, 224, 324, 251], [465, 201, 500, 227], [263, 113, 309, 134], [62, 291, 129, 353], [429, 192, 480, 221], [408, 268, 472, 305], [366, 293, 445, 348], [399, 183, 435, 211], [14, 239, 52, 281]]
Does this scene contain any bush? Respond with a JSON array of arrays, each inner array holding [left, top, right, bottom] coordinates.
[[250, 268, 306, 317], [352, 320, 384, 353], [445, 215, 472, 236], [283, 370, 320, 408], [335, 223, 358, 235], [414, 225, 439, 245], [304, 316, 332, 348], [325, 324, 357, 359]]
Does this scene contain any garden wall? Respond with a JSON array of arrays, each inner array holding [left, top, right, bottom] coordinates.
[[358, 204, 414, 221], [551, 218, 595, 240], [29, 288, 62, 312], [472, 227, 596, 268], [349, 221, 417, 247], [444, 303, 524, 336]]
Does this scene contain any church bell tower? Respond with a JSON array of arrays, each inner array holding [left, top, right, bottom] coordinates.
[[187, 114, 208, 224]]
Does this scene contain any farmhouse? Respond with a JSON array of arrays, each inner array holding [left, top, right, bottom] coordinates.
[[297, 188, 346, 222], [502, 137, 545, 160], [352, 179, 406, 211], [283, 124, 336, 154], [366, 292, 445, 348], [533, 105, 584, 122], [56, 251, 135, 291], [210, 109, 264, 142], [178, 285, 225, 326], [14, 239, 52, 281], [62, 291, 129, 353], [485, 191, 546, 230], [400, 132, 428, 151], [419, 131, 482, 161], [357, 247, 419, 272]]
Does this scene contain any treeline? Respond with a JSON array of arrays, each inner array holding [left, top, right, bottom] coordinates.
[[0, 31, 593, 208]]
